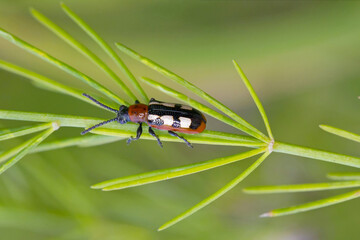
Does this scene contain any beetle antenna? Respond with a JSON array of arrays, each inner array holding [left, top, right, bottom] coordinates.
[[83, 93, 119, 113], [81, 117, 118, 135]]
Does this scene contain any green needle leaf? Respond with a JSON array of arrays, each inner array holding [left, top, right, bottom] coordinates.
[[158, 151, 270, 231], [33, 135, 124, 153], [244, 181, 360, 194], [141, 76, 263, 138], [92, 147, 266, 190], [0, 60, 118, 110], [320, 125, 360, 143], [0, 122, 58, 174], [30, 8, 138, 103], [233, 60, 273, 140], [327, 172, 360, 180], [274, 141, 360, 168], [115, 42, 268, 142], [61, 3, 148, 103], [0, 27, 127, 105], [0, 122, 53, 141], [260, 189, 360, 218]]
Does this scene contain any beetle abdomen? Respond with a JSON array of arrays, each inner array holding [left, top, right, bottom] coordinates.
[[147, 100, 206, 134]]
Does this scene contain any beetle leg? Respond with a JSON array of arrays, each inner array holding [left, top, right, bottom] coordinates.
[[148, 127, 163, 148], [168, 131, 193, 148], [127, 123, 143, 145]]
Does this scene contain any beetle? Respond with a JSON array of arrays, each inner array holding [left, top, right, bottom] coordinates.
[[81, 93, 207, 148]]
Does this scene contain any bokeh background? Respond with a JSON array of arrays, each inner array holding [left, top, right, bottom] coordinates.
[[0, 1, 359, 239]]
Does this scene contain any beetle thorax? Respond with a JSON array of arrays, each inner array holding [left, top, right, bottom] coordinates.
[[128, 104, 148, 123]]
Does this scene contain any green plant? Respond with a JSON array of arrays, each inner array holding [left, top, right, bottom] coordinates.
[[0, 3, 358, 231], [244, 125, 360, 217]]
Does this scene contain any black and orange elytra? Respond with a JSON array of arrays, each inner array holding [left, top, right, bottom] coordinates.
[[81, 93, 206, 148]]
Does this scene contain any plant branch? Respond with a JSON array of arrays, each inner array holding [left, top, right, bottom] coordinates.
[[115, 42, 268, 141]]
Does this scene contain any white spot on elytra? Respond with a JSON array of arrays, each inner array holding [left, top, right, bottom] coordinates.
[[180, 105, 192, 110], [148, 114, 159, 121], [148, 102, 158, 105], [160, 115, 174, 126], [161, 103, 175, 107], [179, 117, 191, 128]]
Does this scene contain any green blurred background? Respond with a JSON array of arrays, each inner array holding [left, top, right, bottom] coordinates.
[[0, 1, 359, 239]]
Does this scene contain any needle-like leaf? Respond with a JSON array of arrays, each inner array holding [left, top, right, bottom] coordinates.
[[92, 147, 266, 190], [274, 141, 360, 168], [327, 172, 360, 180], [30, 8, 138, 103], [233, 60, 273, 140], [0, 122, 58, 174], [33, 135, 124, 153], [244, 181, 360, 194], [0, 28, 127, 105], [320, 125, 360, 143], [260, 189, 360, 217], [0, 122, 53, 141], [0, 60, 118, 110], [61, 3, 148, 103]]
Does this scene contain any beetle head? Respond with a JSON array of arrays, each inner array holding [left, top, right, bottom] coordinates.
[[117, 105, 130, 124]]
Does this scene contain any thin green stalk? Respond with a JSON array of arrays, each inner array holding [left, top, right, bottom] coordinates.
[[0, 110, 262, 145], [274, 141, 360, 168], [260, 189, 360, 217], [141, 77, 261, 135], [61, 3, 148, 103], [158, 151, 270, 231], [1, 110, 359, 167], [327, 172, 360, 180], [30, 8, 137, 103], [233, 60, 273, 140], [0, 123, 58, 174], [115, 42, 268, 141], [0, 122, 53, 141], [92, 147, 266, 190], [244, 181, 360, 194], [320, 125, 360, 143], [0, 28, 127, 105], [92, 129, 266, 147]]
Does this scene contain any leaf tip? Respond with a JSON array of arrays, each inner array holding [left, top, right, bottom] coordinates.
[[29, 7, 37, 15], [157, 223, 169, 231], [260, 211, 273, 218], [90, 182, 104, 189]]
